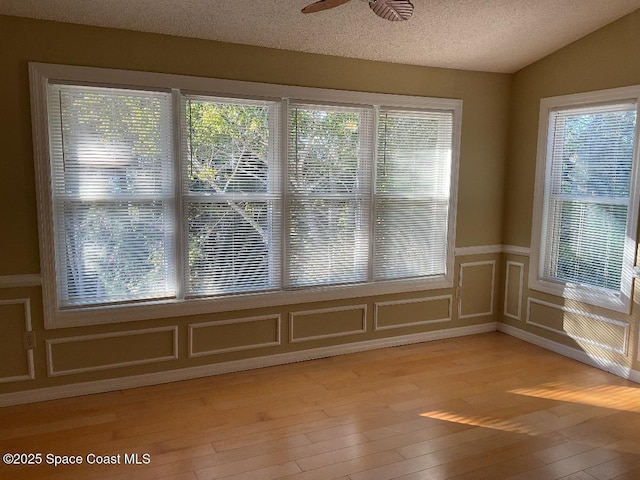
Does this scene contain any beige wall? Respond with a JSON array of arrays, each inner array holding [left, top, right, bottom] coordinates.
[[502, 9, 640, 373], [0, 15, 509, 401]]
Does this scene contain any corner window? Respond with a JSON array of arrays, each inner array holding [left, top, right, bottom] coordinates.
[[30, 63, 461, 327], [531, 88, 640, 313]]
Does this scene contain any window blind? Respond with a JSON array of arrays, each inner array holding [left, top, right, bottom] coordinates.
[[541, 102, 637, 291], [184, 97, 281, 296], [287, 104, 372, 287], [48, 84, 175, 306], [375, 109, 453, 280]]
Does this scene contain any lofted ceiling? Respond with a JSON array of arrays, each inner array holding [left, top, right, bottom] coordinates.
[[1, 0, 640, 73]]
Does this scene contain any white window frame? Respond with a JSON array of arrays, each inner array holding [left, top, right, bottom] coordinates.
[[30, 63, 462, 329], [530, 86, 640, 314]]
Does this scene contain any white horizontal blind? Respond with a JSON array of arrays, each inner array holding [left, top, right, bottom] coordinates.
[[542, 102, 637, 291], [47, 84, 175, 306], [184, 96, 281, 296], [287, 103, 372, 287], [375, 109, 453, 280]]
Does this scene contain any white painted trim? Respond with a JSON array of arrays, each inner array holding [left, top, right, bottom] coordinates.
[[0, 275, 42, 288], [0, 299, 35, 383], [31, 62, 464, 111], [454, 245, 503, 256], [289, 304, 367, 343], [43, 277, 452, 329], [525, 297, 629, 355], [373, 295, 452, 331], [454, 244, 531, 256], [503, 261, 525, 321], [458, 260, 496, 320], [30, 63, 59, 331], [0, 322, 497, 407], [498, 323, 638, 384], [46, 326, 179, 377], [188, 314, 281, 358], [502, 245, 531, 256]]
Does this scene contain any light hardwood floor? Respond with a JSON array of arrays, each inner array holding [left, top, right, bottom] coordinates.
[[1, 332, 640, 480]]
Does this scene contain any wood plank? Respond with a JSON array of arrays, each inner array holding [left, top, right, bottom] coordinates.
[[0, 332, 639, 480]]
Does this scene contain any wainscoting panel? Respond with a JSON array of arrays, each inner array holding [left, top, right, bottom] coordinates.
[[47, 326, 178, 376], [374, 295, 452, 331], [189, 315, 281, 358], [504, 261, 525, 321], [526, 298, 629, 355], [458, 261, 496, 319], [0, 299, 35, 383], [290, 305, 367, 343]]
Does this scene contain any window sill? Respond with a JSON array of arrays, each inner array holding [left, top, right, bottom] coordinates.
[[45, 275, 454, 329]]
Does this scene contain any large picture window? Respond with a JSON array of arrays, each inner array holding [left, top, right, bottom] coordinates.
[[531, 88, 640, 313], [30, 63, 461, 327]]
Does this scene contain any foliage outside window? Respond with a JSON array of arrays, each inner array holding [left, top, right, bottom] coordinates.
[[185, 98, 279, 296]]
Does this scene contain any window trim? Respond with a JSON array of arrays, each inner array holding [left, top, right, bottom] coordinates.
[[30, 62, 462, 329], [529, 86, 640, 314]]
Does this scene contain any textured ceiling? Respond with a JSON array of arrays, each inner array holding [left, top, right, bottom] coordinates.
[[1, 0, 640, 73]]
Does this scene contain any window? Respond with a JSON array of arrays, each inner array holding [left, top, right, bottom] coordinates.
[[30, 63, 461, 327], [531, 88, 640, 313], [48, 85, 175, 308], [375, 109, 453, 280], [287, 103, 372, 287], [184, 96, 281, 296]]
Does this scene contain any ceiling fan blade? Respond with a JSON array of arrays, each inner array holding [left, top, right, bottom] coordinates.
[[302, 0, 352, 14], [370, 0, 414, 21]]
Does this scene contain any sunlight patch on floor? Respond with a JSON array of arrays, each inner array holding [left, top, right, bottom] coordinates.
[[509, 382, 640, 413], [419, 410, 542, 436]]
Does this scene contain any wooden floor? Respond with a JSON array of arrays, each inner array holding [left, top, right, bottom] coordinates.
[[1, 332, 640, 480]]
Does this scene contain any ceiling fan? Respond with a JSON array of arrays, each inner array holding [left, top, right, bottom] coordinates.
[[302, 0, 414, 22]]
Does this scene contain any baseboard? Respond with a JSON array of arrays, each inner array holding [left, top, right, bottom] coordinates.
[[0, 322, 497, 407], [498, 323, 639, 383]]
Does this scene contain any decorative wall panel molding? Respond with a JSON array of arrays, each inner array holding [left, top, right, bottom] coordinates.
[[458, 260, 496, 320], [189, 315, 281, 358], [503, 261, 524, 321], [290, 305, 367, 343], [374, 295, 452, 331], [0, 299, 35, 383], [46, 326, 178, 376], [526, 298, 629, 355]]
